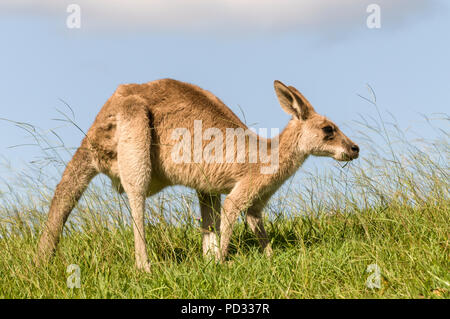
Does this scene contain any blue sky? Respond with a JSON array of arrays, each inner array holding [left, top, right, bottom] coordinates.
[[0, 0, 449, 182]]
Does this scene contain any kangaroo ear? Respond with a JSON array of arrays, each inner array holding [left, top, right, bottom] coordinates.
[[274, 80, 314, 120], [288, 85, 316, 118]]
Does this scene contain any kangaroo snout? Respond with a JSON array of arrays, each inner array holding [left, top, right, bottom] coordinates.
[[350, 144, 360, 159], [343, 143, 359, 161], [337, 138, 359, 162]]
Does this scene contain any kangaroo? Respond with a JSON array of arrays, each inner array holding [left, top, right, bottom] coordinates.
[[36, 79, 359, 272]]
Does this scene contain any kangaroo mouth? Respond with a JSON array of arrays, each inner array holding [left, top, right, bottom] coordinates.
[[336, 152, 358, 162]]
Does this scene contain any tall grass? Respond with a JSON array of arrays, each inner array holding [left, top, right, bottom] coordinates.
[[0, 90, 448, 298]]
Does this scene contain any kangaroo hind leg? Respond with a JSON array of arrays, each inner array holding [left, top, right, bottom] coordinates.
[[197, 191, 221, 258], [117, 96, 152, 272]]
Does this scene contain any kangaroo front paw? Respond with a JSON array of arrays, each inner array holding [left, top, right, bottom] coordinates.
[[264, 244, 273, 257]]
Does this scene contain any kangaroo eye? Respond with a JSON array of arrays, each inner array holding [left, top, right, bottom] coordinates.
[[322, 126, 334, 134]]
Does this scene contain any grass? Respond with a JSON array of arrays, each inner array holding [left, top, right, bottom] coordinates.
[[0, 202, 448, 298], [0, 89, 448, 298]]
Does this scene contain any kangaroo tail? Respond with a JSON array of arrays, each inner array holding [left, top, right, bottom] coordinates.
[[36, 139, 97, 263]]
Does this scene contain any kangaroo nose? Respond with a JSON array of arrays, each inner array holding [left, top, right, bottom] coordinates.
[[351, 145, 359, 153]]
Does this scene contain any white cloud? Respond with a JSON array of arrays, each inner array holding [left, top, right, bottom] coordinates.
[[0, 0, 438, 33]]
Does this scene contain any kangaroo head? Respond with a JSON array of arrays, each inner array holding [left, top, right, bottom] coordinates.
[[274, 80, 359, 161]]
